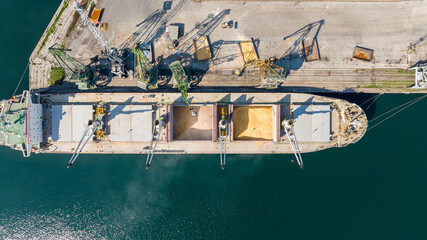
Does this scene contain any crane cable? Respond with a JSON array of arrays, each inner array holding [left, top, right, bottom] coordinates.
[[12, 61, 30, 97], [368, 94, 427, 131]]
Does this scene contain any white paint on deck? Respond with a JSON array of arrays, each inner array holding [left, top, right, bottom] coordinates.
[[109, 105, 152, 142], [293, 104, 331, 142], [51, 105, 93, 142]]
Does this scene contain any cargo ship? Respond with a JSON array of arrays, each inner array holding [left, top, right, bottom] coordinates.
[[0, 90, 367, 168]]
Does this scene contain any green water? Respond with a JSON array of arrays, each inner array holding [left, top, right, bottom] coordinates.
[[1, 1, 427, 239]]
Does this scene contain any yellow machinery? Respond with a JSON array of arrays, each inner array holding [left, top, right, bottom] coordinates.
[[236, 58, 285, 89], [93, 103, 107, 141], [218, 106, 228, 169], [132, 43, 158, 90]]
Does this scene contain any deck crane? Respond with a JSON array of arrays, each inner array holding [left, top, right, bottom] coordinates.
[[218, 106, 228, 170], [49, 43, 95, 90], [67, 103, 106, 167], [132, 43, 158, 90], [282, 119, 304, 169], [145, 117, 165, 169], [169, 61, 192, 110], [237, 58, 285, 89], [74, 2, 125, 77], [67, 121, 101, 168]]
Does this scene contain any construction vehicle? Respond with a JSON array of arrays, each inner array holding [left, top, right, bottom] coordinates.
[[98, 22, 109, 32], [90, 8, 102, 24], [74, 2, 126, 77], [132, 43, 158, 90], [282, 119, 304, 169], [146, 117, 165, 169], [67, 102, 107, 167], [236, 58, 285, 89], [353, 46, 374, 61], [218, 106, 228, 170], [169, 61, 192, 110], [48, 43, 95, 90], [221, 20, 233, 29]]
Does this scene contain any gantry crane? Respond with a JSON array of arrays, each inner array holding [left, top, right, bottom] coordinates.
[[282, 119, 304, 169], [218, 106, 228, 170], [74, 2, 125, 77], [145, 117, 165, 169], [67, 103, 107, 167], [242, 58, 285, 89], [132, 43, 158, 90], [49, 43, 95, 90], [169, 61, 192, 110]]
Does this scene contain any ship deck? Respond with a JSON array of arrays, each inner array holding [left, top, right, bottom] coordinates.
[[39, 92, 364, 155]]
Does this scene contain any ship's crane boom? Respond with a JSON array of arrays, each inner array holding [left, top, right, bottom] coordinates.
[[282, 119, 304, 169], [218, 106, 228, 169], [68, 121, 100, 167], [146, 117, 165, 169]]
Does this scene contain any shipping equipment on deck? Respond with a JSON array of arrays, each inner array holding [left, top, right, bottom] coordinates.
[[193, 36, 212, 61], [302, 38, 320, 62], [353, 46, 374, 61]]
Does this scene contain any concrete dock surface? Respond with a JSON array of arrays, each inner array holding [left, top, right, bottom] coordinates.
[[29, 0, 427, 93]]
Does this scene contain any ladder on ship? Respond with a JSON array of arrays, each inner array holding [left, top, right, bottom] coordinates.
[[282, 119, 304, 169], [68, 121, 101, 168], [146, 117, 165, 169]]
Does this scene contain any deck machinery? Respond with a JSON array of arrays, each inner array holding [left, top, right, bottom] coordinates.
[[0, 92, 368, 169]]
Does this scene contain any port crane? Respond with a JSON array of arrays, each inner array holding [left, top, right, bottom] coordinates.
[[218, 106, 228, 169], [145, 117, 165, 169], [74, 2, 125, 77], [241, 58, 285, 89], [132, 43, 158, 90], [282, 119, 304, 169], [169, 61, 192, 110], [49, 43, 95, 90]]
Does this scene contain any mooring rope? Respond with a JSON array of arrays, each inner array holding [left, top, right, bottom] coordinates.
[[12, 61, 30, 97], [360, 93, 382, 106], [368, 95, 427, 131]]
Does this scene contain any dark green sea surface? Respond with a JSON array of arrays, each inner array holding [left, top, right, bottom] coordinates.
[[1, 1, 427, 239]]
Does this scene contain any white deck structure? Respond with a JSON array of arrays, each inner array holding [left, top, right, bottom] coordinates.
[[51, 105, 93, 142], [293, 104, 331, 142], [109, 105, 152, 142]]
